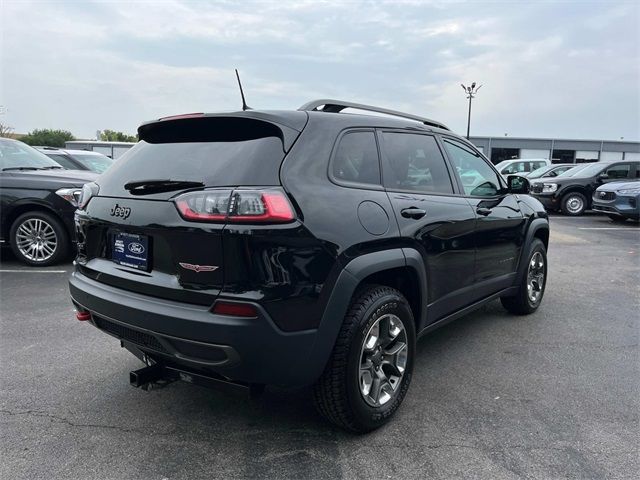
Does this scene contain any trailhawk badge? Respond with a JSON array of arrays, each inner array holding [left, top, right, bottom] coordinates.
[[179, 262, 219, 273]]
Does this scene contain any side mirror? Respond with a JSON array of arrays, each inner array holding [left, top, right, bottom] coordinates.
[[599, 173, 609, 180], [507, 175, 530, 194]]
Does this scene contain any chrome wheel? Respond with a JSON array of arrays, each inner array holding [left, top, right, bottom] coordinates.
[[359, 313, 408, 407], [527, 251, 545, 304], [15, 218, 58, 262], [565, 195, 584, 214]]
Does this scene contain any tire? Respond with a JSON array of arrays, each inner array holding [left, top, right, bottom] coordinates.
[[501, 238, 547, 315], [313, 285, 416, 433], [607, 215, 628, 223], [561, 192, 587, 216], [9, 211, 69, 266]]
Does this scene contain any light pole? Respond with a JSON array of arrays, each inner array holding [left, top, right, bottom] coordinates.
[[461, 82, 482, 139]]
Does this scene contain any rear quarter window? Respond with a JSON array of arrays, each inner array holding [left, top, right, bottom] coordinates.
[[331, 131, 381, 186]]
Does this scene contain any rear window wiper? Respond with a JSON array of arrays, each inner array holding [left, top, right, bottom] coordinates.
[[124, 179, 205, 195]]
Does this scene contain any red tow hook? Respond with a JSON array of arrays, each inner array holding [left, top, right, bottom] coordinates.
[[75, 308, 91, 321]]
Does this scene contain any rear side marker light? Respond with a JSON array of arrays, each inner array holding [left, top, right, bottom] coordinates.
[[174, 188, 295, 224], [212, 302, 258, 318]]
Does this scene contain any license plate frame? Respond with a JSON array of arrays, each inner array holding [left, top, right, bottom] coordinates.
[[111, 232, 150, 271]]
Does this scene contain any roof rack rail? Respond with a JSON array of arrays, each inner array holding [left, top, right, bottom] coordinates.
[[298, 99, 450, 131]]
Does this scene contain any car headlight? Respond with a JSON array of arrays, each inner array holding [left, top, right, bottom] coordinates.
[[542, 183, 558, 193], [55, 188, 82, 207], [78, 182, 100, 209], [617, 187, 640, 195]]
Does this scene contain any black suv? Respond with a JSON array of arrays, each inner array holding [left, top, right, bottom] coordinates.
[[530, 160, 640, 215], [0, 138, 97, 265], [69, 100, 549, 432]]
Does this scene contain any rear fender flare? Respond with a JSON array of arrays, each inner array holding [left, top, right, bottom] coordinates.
[[304, 248, 427, 385], [515, 218, 549, 285]]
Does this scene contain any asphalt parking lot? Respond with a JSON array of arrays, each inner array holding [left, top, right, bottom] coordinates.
[[1, 214, 638, 480]]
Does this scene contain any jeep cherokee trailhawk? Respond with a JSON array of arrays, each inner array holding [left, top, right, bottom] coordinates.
[[69, 100, 549, 432]]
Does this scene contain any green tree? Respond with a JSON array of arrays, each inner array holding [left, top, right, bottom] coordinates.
[[20, 129, 75, 147], [99, 129, 137, 142]]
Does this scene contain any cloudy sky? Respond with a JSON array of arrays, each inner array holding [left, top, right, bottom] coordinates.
[[1, 0, 638, 140]]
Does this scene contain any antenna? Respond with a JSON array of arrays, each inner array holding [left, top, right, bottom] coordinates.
[[235, 69, 251, 111]]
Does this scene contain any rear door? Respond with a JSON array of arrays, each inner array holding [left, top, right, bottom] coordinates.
[[441, 137, 525, 292], [379, 130, 476, 325], [75, 115, 301, 305]]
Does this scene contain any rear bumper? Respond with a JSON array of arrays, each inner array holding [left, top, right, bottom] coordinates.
[[69, 270, 327, 387]]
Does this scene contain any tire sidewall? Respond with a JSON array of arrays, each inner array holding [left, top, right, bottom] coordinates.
[[345, 290, 416, 430], [562, 192, 587, 216], [9, 212, 68, 266]]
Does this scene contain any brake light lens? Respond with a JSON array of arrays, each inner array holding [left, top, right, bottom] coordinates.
[[175, 189, 232, 221], [212, 301, 258, 318], [174, 188, 295, 223]]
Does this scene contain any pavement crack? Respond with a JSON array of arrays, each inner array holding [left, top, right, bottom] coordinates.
[[0, 408, 168, 436]]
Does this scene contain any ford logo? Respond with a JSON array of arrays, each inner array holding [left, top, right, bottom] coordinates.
[[128, 242, 145, 254]]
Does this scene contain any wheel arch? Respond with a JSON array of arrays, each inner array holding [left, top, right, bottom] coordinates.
[[514, 218, 549, 285], [305, 248, 427, 385], [3, 201, 63, 240]]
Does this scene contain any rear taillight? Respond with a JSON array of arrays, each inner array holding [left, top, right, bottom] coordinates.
[[79, 182, 100, 210], [175, 189, 232, 222], [174, 188, 295, 223]]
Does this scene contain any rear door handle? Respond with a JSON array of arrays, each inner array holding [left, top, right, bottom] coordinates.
[[476, 207, 492, 216], [401, 207, 427, 219]]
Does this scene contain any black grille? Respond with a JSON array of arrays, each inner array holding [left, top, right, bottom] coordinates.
[[597, 191, 616, 201], [94, 316, 168, 353], [531, 184, 543, 193]]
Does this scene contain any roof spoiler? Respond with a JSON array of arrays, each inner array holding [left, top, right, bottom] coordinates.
[[298, 99, 450, 131]]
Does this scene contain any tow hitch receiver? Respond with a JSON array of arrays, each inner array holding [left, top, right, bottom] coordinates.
[[125, 341, 263, 397], [129, 363, 263, 398], [130, 364, 165, 387]]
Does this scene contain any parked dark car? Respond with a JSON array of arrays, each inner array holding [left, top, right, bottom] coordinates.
[[530, 160, 640, 215], [0, 138, 97, 265], [35, 146, 115, 173], [69, 100, 549, 432], [592, 181, 640, 222]]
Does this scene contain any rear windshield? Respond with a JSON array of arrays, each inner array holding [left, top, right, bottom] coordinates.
[[99, 137, 285, 188]]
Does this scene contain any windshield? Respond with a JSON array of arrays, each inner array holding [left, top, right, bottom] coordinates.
[[71, 153, 114, 173], [557, 164, 590, 177], [527, 166, 551, 179], [0, 139, 63, 170], [564, 163, 605, 178]]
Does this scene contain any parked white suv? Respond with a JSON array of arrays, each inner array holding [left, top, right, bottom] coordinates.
[[495, 158, 551, 176]]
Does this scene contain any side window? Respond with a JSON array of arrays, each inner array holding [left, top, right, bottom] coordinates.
[[380, 132, 453, 194], [332, 131, 380, 185], [533, 161, 545, 170], [443, 139, 502, 197], [502, 162, 525, 174], [605, 163, 631, 179]]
